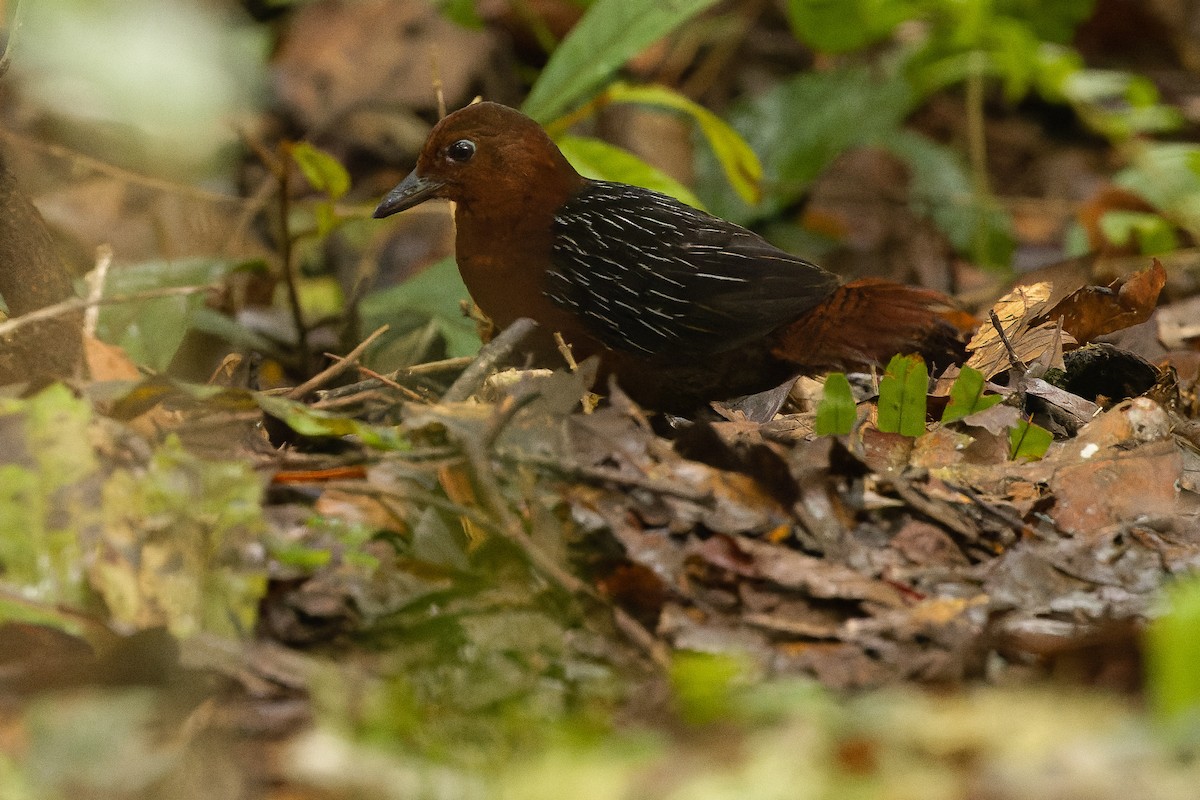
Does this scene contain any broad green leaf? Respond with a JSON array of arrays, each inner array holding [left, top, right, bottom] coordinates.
[[359, 256, 481, 360], [941, 365, 1003, 423], [693, 65, 913, 224], [1117, 143, 1200, 239], [887, 130, 1015, 270], [815, 372, 855, 435], [1098, 210, 1179, 255], [997, 0, 1096, 43], [877, 354, 928, 437], [1007, 417, 1052, 460], [604, 82, 762, 204], [522, 0, 720, 124], [786, 0, 915, 53], [1146, 576, 1200, 720], [255, 394, 408, 450], [290, 141, 350, 200], [96, 257, 253, 371], [557, 134, 705, 209]]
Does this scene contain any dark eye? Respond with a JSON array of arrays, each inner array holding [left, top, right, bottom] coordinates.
[[446, 139, 476, 163]]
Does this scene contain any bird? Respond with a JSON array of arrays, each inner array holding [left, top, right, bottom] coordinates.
[[374, 101, 961, 415]]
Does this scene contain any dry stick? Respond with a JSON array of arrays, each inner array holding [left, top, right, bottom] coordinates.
[[0, 284, 216, 338], [988, 309, 1026, 375], [316, 356, 474, 401], [441, 317, 538, 402], [285, 324, 390, 400], [82, 244, 114, 339], [459, 437, 672, 671]]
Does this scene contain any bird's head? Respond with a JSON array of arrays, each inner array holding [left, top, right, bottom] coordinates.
[[373, 101, 584, 221]]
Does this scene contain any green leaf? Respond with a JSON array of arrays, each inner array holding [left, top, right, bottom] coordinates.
[[604, 82, 762, 204], [887, 130, 1015, 270], [693, 65, 914, 224], [1098, 210, 1180, 256], [522, 0, 720, 124], [785, 0, 915, 53], [290, 141, 350, 200], [877, 354, 928, 437], [1007, 417, 1052, 460], [96, 257, 246, 371], [1146, 576, 1200, 720], [815, 372, 855, 435], [1117, 143, 1200, 240], [436, 0, 484, 28], [670, 651, 746, 726], [98, 436, 267, 638], [941, 365, 1003, 423], [997, 0, 1096, 43], [359, 256, 481, 360], [255, 394, 408, 450], [556, 134, 706, 209]]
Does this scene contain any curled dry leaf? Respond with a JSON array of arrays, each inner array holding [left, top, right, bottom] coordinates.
[[965, 283, 1077, 379], [1039, 260, 1167, 345]]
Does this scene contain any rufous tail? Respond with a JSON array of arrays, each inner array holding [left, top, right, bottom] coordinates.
[[772, 278, 968, 371]]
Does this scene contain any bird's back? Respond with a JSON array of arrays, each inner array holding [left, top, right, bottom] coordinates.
[[545, 181, 839, 361]]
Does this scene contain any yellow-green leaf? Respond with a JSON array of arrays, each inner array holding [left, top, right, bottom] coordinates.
[[556, 134, 706, 209], [604, 82, 763, 205], [941, 365, 1003, 423], [291, 141, 350, 200], [815, 372, 855, 435], [1008, 417, 1053, 461]]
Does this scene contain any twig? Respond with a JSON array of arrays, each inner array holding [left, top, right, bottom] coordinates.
[[553, 331, 578, 370], [82, 244, 114, 339], [988, 309, 1026, 375], [441, 317, 537, 402], [285, 324, 389, 400], [314, 356, 473, 402], [0, 284, 216, 338]]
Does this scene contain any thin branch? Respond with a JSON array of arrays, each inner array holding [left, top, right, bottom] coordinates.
[[442, 317, 537, 402], [0, 284, 216, 338], [285, 324, 389, 400]]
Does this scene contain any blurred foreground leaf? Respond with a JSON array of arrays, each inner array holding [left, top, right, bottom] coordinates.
[[97, 436, 267, 638], [1146, 576, 1200, 723]]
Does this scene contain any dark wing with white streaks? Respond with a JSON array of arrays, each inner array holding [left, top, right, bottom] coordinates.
[[546, 181, 838, 358]]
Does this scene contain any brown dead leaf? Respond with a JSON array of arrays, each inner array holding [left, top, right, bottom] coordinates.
[[1049, 439, 1182, 536], [965, 283, 1077, 379], [1040, 260, 1167, 344], [84, 335, 141, 382]]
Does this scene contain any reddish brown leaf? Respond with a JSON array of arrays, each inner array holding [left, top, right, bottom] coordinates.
[[1041, 260, 1167, 344]]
